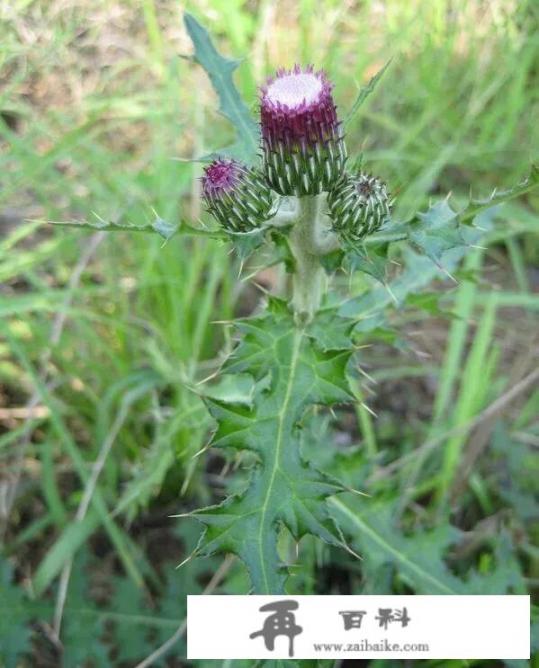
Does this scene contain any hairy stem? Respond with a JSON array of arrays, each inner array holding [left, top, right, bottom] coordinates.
[[288, 195, 338, 322]]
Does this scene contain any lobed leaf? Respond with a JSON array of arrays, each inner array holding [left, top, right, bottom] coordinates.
[[44, 216, 224, 241], [406, 199, 466, 266], [184, 13, 260, 162], [345, 165, 538, 296], [192, 298, 357, 593], [331, 497, 526, 596], [343, 246, 388, 285], [340, 183, 509, 321], [460, 163, 539, 225], [331, 497, 463, 594]]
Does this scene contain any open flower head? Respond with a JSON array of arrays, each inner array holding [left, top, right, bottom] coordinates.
[[202, 158, 275, 233], [260, 65, 346, 196], [327, 172, 391, 244]]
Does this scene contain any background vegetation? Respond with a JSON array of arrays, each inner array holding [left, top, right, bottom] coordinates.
[[1, 0, 538, 666]]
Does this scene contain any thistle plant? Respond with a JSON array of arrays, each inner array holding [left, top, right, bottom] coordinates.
[[53, 14, 539, 598]]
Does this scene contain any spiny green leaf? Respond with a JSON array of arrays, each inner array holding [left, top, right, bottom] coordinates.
[[202, 373, 259, 406], [344, 168, 537, 319], [184, 12, 260, 163], [306, 306, 357, 351], [330, 497, 526, 595], [44, 216, 223, 241], [345, 59, 392, 124], [405, 291, 457, 319], [461, 163, 539, 224], [152, 216, 180, 241], [192, 300, 356, 593], [344, 246, 388, 284], [339, 214, 486, 321], [227, 228, 267, 260], [331, 497, 463, 594], [226, 299, 353, 405], [319, 248, 344, 273], [340, 247, 441, 321], [407, 200, 466, 266]]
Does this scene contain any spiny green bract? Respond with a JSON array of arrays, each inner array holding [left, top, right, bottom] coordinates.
[[202, 159, 276, 233], [191, 298, 357, 593], [327, 171, 391, 244], [260, 66, 347, 196]]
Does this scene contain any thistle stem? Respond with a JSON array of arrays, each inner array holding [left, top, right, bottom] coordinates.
[[289, 195, 329, 323], [271, 208, 298, 227]]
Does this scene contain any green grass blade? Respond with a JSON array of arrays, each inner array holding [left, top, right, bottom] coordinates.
[[436, 292, 498, 508], [33, 512, 101, 596]]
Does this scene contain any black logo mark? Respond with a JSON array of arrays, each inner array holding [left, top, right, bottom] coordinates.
[[249, 599, 303, 657]]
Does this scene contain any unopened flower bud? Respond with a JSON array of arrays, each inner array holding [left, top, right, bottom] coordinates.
[[201, 159, 275, 232], [260, 65, 346, 197], [327, 172, 391, 244]]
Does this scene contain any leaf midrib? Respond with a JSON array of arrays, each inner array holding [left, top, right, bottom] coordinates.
[[330, 498, 457, 594], [256, 328, 304, 592]]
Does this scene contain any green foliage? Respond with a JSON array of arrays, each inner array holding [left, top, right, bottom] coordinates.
[[184, 12, 260, 162], [110, 576, 154, 664], [0, 560, 34, 668], [61, 552, 109, 667], [331, 497, 526, 596], [227, 227, 268, 260], [406, 200, 467, 267], [2, 2, 538, 666], [345, 59, 392, 124], [461, 163, 539, 224], [0, 534, 221, 667], [492, 424, 539, 523], [385, 165, 539, 273], [45, 214, 223, 241], [343, 246, 388, 284], [192, 298, 356, 593], [341, 169, 539, 323]]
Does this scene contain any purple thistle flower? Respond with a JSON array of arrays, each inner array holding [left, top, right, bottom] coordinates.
[[201, 158, 275, 233], [260, 65, 346, 196], [202, 159, 243, 199]]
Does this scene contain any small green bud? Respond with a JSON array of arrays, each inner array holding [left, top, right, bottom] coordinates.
[[327, 172, 391, 244], [202, 159, 275, 232]]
